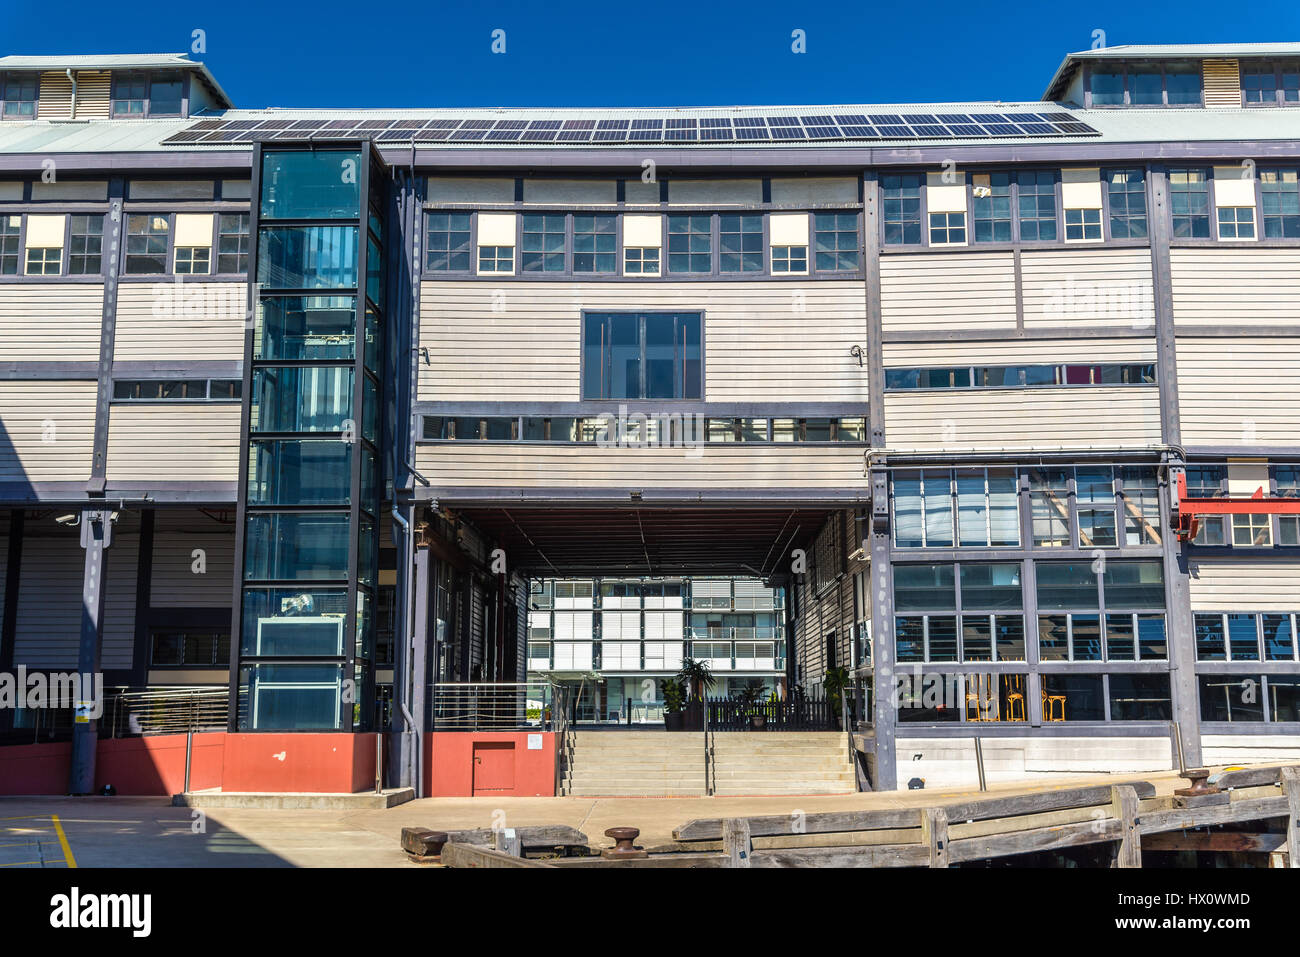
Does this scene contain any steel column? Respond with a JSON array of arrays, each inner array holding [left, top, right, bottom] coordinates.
[[69, 509, 112, 794]]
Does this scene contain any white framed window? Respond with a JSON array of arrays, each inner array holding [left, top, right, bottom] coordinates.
[[22, 214, 65, 275], [928, 211, 966, 245], [174, 246, 211, 274], [173, 213, 213, 275], [25, 246, 61, 275], [1232, 513, 1273, 547], [624, 246, 660, 275], [771, 244, 808, 273], [1064, 207, 1103, 241], [1217, 206, 1256, 240], [478, 245, 513, 273]]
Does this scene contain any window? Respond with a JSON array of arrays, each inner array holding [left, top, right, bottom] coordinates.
[[216, 214, 250, 273], [971, 172, 1012, 242], [1278, 466, 1300, 545], [1259, 168, 1300, 238], [573, 215, 616, 273], [1037, 560, 1164, 660], [1064, 207, 1102, 241], [1017, 171, 1057, 241], [582, 312, 702, 400], [478, 245, 513, 273], [1121, 466, 1162, 546], [667, 215, 711, 273], [1, 73, 37, 118], [1169, 168, 1211, 238], [0, 215, 18, 274], [148, 74, 184, 116], [1185, 465, 1227, 545], [1199, 674, 1264, 722], [1243, 67, 1278, 104], [113, 379, 242, 401], [928, 211, 966, 245], [425, 212, 471, 272], [125, 214, 170, 274], [1076, 466, 1117, 547], [895, 562, 1026, 664], [1106, 169, 1147, 238], [1217, 205, 1256, 240], [892, 469, 1019, 548], [1030, 468, 1071, 547], [771, 245, 807, 273], [1108, 675, 1172, 720], [624, 246, 660, 275], [882, 174, 922, 245], [521, 214, 565, 272], [111, 73, 147, 116], [719, 215, 762, 272], [1232, 512, 1272, 547], [151, 631, 231, 667], [813, 213, 859, 270], [174, 245, 211, 275], [1090, 69, 1125, 106], [67, 215, 103, 275], [883, 364, 1153, 391], [1164, 64, 1202, 105], [25, 246, 60, 275]]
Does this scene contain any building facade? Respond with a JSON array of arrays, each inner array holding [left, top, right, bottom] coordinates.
[[526, 576, 787, 723], [0, 44, 1298, 789]]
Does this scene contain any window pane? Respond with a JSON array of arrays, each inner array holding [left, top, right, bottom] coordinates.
[[1199, 674, 1264, 722], [896, 616, 924, 662], [893, 563, 955, 611], [1106, 613, 1135, 660], [1102, 560, 1164, 609], [255, 296, 355, 360], [959, 563, 1022, 610], [248, 439, 352, 506], [1109, 675, 1171, 720], [893, 472, 923, 548], [1041, 674, 1105, 721], [239, 663, 343, 730], [923, 472, 953, 547], [260, 150, 362, 220], [1072, 613, 1102, 661], [1226, 612, 1260, 660], [1137, 614, 1167, 660], [927, 616, 958, 662], [1038, 614, 1069, 660], [1263, 613, 1296, 660], [994, 615, 1026, 661], [243, 512, 351, 581], [1269, 677, 1300, 722], [258, 226, 359, 289], [1036, 561, 1099, 610], [250, 366, 353, 433], [962, 615, 992, 661], [1195, 613, 1226, 661]]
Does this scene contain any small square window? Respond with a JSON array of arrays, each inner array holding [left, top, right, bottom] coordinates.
[[928, 211, 966, 245], [425, 212, 471, 272], [623, 246, 660, 276], [174, 246, 211, 275], [1217, 206, 1256, 240], [1064, 207, 1102, 241], [771, 244, 808, 273], [478, 245, 514, 273], [1232, 513, 1273, 547], [25, 246, 61, 275], [1, 74, 38, 118]]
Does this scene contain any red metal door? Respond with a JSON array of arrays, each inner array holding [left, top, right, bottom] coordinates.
[[472, 742, 516, 795]]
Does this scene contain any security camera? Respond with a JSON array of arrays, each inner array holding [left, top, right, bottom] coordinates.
[[55, 514, 80, 526]]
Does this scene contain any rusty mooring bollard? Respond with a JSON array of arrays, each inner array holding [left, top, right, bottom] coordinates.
[[602, 826, 648, 860], [1174, 767, 1220, 797]]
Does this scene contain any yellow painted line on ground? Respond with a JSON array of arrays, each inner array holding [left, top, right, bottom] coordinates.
[[0, 860, 44, 868], [51, 815, 76, 868]]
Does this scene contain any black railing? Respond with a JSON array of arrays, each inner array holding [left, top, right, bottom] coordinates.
[[694, 692, 853, 732]]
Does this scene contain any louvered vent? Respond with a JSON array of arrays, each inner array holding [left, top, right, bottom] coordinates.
[[75, 71, 111, 118], [36, 71, 73, 119], [1203, 59, 1242, 108]]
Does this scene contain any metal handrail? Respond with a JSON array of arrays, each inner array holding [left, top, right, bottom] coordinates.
[[107, 687, 229, 737]]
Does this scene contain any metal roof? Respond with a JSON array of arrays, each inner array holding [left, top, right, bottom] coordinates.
[[1042, 41, 1300, 101], [0, 102, 1297, 157], [0, 53, 233, 109]]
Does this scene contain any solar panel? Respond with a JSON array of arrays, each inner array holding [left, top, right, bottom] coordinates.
[[159, 108, 1102, 147]]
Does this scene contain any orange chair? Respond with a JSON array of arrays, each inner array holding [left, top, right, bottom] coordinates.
[[1042, 689, 1066, 722], [1004, 675, 1026, 723]]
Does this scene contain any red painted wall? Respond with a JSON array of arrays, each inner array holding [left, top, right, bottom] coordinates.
[[425, 731, 556, 797], [221, 733, 380, 793], [0, 733, 226, 796], [0, 732, 377, 796]]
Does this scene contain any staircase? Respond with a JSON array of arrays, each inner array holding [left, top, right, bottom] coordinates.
[[563, 730, 857, 797]]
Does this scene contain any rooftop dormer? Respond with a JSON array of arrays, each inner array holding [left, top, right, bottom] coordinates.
[[1043, 42, 1300, 109], [0, 53, 232, 121]]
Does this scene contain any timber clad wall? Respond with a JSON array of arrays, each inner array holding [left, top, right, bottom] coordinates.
[[416, 444, 867, 489], [0, 382, 97, 483], [150, 522, 235, 608], [1171, 248, 1300, 326], [418, 281, 868, 402], [1021, 248, 1155, 328], [13, 530, 83, 669], [880, 252, 1017, 331], [1175, 337, 1300, 446], [0, 285, 104, 362], [113, 282, 247, 362], [105, 406, 241, 482], [795, 510, 864, 685], [1188, 559, 1300, 611], [102, 522, 139, 670]]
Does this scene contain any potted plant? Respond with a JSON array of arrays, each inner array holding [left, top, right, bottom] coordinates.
[[735, 684, 767, 730], [824, 666, 851, 730], [661, 678, 687, 732], [677, 658, 716, 730]]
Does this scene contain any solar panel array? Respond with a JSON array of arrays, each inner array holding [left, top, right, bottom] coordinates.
[[160, 111, 1099, 146]]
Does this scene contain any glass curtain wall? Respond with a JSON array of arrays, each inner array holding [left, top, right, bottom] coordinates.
[[233, 145, 384, 731]]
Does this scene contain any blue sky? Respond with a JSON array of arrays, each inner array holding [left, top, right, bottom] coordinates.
[[6, 0, 1299, 108]]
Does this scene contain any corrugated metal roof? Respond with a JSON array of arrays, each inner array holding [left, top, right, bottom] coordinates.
[[0, 103, 1297, 155], [1043, 41, 1300, 101]]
